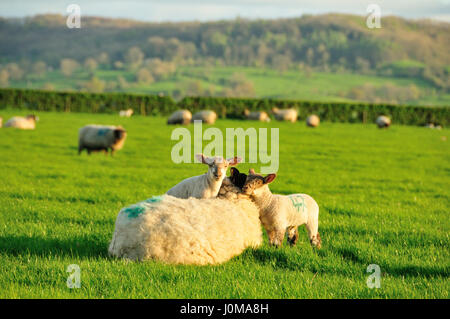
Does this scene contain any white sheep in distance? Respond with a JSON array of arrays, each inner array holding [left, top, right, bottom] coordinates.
[[166, 154, 242, 199], [167, 110, 192, 125], [0, 116, 2, 128], [119, 109, 134, 117], [244, 109, 271, 122], [306, 115, 320, 127], [108, 175, 262, 265], [272, 107, 298, 123], [78, 124, 127, 155], [376, 115, 391, 128], [242, 169, 321, 248], [192, 110, 217, 124], [4, 114, 38, 130]]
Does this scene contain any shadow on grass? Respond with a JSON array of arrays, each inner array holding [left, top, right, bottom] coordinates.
[[0, 234, 109, 259], [336, 247, 449, 278]]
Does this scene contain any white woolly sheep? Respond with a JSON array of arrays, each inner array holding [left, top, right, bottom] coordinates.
[[306, 115, 320, 127], [78, 124, 127, 155], [108, 187, 262, 265], [166, 154, 241, 199], [4, 114, 38, 130], [272, 107, 298, 123], [119, 109, 134, 117], [167, 110, 192, 125], [192, 110, 217, 124], [242, 169, 321, 248], [376, 115, 391, 128], [244, 109, 271, 122]]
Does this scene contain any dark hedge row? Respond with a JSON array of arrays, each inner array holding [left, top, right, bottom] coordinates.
[[0, 88, 448, 126]]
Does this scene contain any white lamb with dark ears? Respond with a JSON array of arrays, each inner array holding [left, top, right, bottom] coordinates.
[[166, 154, 242, 199], [242, 169, 321, 248]]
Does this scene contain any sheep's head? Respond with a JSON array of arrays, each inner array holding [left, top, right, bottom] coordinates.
[[195, 154, 242, 182], [229, 167, 248, 189], [26, 114, 39, 122], [241, 168, 276, 196], [114, 127, 127, 142]]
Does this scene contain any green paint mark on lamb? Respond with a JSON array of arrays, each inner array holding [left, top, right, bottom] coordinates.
[[97, 129, 108, 136], [144, 195, 164, 204], [289, 195, 305, 214], [123, 205, 146, 219]]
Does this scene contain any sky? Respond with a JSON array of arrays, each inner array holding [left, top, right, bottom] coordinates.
[[1, 0, 449, 22]]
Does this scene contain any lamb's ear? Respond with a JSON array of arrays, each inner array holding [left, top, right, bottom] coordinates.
[[230, 167, 239, 177], [195, 153, 207, 164], [264, 174, 277, 184], [249, 168, 256, 174], [227, 156, 242, 166]]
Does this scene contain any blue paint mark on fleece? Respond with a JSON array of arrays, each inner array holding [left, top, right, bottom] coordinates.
[[97, 129, 108, 136], [122, 195, 164, 219]]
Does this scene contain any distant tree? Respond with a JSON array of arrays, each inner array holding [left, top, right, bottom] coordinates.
[[306, 48, 315, 66], [136, 68, 154, 84], [32, 61, 47, 77], [125, 46, 144, 70], [84, 58, 98, 73], [272, 54, 291, 73], [97, 52, 110, 66], [0, 69, 9, 87], [42, 82, 55, 91], [117, 76, 129, 89], [105, 81, 118, 91], [6, 63, 24, 81], [60, 58, 79, 77], [113, 61, 124, 70], [83, 76, 105, 92]]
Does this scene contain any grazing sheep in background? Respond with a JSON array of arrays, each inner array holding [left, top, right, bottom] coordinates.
[[108, 185, 262, 264], [4, 114, 38, 130], [242, 169, 321, 248], [306, 115, 320, 127], [272, 107, 298, 123], [0, 116, 2, 128], [244, 109, 271, 122], [376, 115, 391, 128], [166, 154, 241, 199], [78, 124, 127, 155], [192, 110, 217, 124], [119, 109, 134, 117], [167, 110, 192, 125]]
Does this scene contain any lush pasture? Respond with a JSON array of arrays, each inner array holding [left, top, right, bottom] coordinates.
[[11, 66, 450, 106], [0, 110, 448, 298]]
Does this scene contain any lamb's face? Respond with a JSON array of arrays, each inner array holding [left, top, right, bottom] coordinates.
[[241, 174, 265, 195], [241, 170, 277, 196], [196, 154, 242, 182]]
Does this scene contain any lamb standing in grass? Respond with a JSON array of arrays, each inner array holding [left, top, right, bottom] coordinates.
[[272, 107, 298, 123], [108, 171, 262, 265], [242, 169, 321, 248], [78, 124, 127, 155], [4, 114, 38, 130], [166, 154, 241, 199]]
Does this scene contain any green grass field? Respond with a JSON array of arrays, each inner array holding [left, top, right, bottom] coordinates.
[[10, 66, 450, 106], [0, 110, 448, 298]]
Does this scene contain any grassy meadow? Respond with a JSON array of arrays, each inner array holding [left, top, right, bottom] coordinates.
[[12, 66, 450, 106], [0, 109, 448, 298]]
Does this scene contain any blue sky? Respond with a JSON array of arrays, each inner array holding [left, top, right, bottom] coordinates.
[[1, 0, 449, 22]]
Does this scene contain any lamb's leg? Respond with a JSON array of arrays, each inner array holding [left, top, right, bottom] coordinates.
[[306, 221, 321, 249], [268, 228, 285, 247], [287, 226, 299, 246]]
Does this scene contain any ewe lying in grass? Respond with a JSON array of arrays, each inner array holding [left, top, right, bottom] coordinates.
[[166, 154, 241, 199], [4, 114, 38, 130], [108, 169, 261, 265], [242, 169, 321, 248]]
